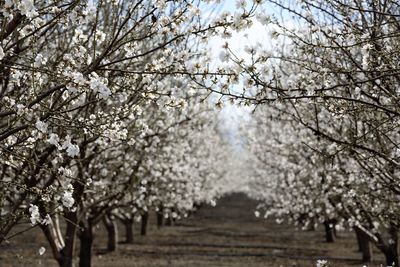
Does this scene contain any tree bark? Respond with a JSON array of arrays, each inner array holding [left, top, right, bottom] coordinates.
[[355, 227, 362, 252], [333, 223, 338, 238], [52, 215, 65, 249], [40, 211, 78, 267], [62, 211, 79, 267], [165, 216, 173, 226], [383, 226, 399, 267], [323, 220, 335, 243], [78, 223, 93, 267], [56, 213, 75, 267], [354, 227, 372, 262], [103, 215, 118, 252], [124, 219, 134, 243], [141, 212, 148, 236], [372, 226, 399, 267], [384, 243, 399, 267], [157, 211, 163, 229]]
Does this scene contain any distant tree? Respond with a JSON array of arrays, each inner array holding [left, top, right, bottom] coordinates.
[[228, 1, 400, 265], [0, 1, 256, 267]]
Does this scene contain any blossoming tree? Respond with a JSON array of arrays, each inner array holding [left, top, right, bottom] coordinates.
[[226, 1, 400, 265], [0, 1, 255, 267]]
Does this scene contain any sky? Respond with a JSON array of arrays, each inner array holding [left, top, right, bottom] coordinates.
[[198, 0, 295, 190], [202, 1, 269, 150], [202, 1, 296, 151]]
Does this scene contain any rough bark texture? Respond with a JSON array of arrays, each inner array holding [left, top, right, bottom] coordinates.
[[379, 227, 399, 267], [355, 228, 362, 252], [40, 211, 78, 267], [103, 216, 118, 252], [166, 216, 173, 226], [384, 244, 398, 267], [141, 212, 148, 236], [354, 227, 372, 262], [157, 211, 163, 229], [61, 212, 78, 267], [79, 223, 93, 267], [124, 219, 134, 243], [323, 221, 335, 243]]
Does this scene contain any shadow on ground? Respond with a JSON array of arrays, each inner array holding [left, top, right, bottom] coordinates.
[[0, 193, 386, 267]]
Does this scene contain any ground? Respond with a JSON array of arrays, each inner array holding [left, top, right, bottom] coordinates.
[[0, 193, 387, 267]]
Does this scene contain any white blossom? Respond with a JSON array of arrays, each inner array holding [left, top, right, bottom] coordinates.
[[219, 50, 230, 62], [62, 191, 75, 208], [256, 12, 270, 26], [34, 54, 47, 67], [28, 204, 41, 225], [18, 0, 38, 19], [89, 73, 111, 99], [38, 247, 46, 255], [5, 135, 17, 146], [0, 46, 4, 60], [236, 0, 247, 9], [4, 0, 13, 8], [361, 43, 373, 69], [41, 214, 52, 225], [316, 260, 328, 267], [35, 120, 48, 133], [66, 144, 80, 157], [61, 136, 80, 157], [47, 133, 60, 147], [16, 104, 26, 115]]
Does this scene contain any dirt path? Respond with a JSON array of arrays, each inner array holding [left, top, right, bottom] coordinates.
[[91, 193, 382, 267], [0, 193, 385, 266]]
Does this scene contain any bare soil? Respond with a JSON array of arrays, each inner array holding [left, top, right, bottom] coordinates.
[[0, 193, 387, 266]]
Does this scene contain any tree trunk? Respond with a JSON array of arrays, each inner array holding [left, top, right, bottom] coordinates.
[[355, 228, 362, 252], [62, 212, 79, 267], [171, 208, 177, 224], [384, 244, 399, 267], [333, 223, 338, 238], [41, 211, 78, 267], [384, 226, 399, 267], [354, 227, 372, 262], [166, 216, 172, 226], [124, 219, 134, 243], [103, 216, 118, 252], [141, 212, 148, 236], [323, 221, 335, 243], [78, 223, 93, 267], [157, 211, 163, 229], [58, 213, 76, 267]]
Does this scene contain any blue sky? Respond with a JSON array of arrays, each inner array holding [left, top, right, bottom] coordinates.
[[200, 0, 294, 151], [200, 1, 263, 149]]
